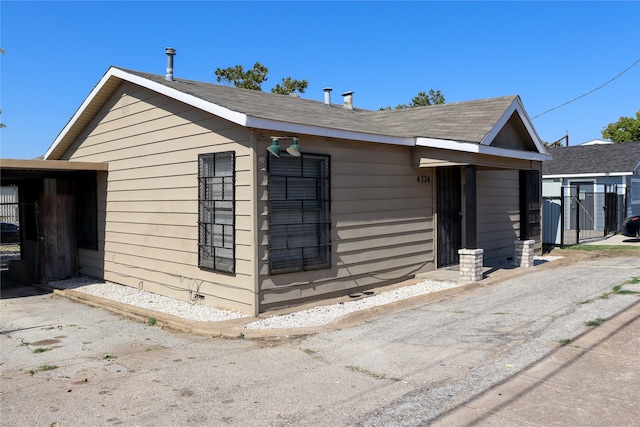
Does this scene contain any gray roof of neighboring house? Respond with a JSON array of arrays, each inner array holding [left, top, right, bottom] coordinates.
[[542, 141, 640, 176], [123, 68, 518, 144]]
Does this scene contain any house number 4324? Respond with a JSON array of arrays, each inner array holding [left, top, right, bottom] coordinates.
[[416, 175, 430, 183]]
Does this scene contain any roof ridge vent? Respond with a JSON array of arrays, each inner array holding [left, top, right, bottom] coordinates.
[[165, 47, 176, 81], [323, 87, 332, 106]]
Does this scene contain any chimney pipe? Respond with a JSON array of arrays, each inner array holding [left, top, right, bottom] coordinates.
[[165, 47, 176, 81], [341, 91, 354, 110], [323, 87, 332, 106]]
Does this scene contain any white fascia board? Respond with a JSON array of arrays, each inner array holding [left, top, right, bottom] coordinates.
[[417, 137, 552, 162], [245, 116, 415, 146], [45, 69, 117, 159], [543, 172, 633, 179], [113, 68, 249, 126], [45, 68, 249, 160], [113, 70, 416, 146], [46, 67, 414, 158], [480, 98, 546, 154]]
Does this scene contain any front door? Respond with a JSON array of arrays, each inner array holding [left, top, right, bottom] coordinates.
[[437, 167, 462, 267]]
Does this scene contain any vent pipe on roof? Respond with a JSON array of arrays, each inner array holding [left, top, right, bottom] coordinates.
[[323, 87, 332, 106], [165, 47, 176, 81], [341, 91, 354, 110]]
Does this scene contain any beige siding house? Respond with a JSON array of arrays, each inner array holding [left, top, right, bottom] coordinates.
[[42, 66, 549, 315]]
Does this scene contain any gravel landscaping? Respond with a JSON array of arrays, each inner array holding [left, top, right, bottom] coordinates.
[[51, 256, 563, 329]]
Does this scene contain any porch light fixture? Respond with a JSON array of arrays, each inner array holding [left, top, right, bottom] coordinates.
[[287, 138, 301, 156], [267, 138, 281, 157], [267, 137, 301, 157]]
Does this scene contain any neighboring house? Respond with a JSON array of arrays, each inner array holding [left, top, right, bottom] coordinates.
[[2, 62, 549, 315], [542, 141, 640, 244]]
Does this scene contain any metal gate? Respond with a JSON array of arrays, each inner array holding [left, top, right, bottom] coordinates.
[[543, 185, 626, 245], [437, 167, 462, 267]]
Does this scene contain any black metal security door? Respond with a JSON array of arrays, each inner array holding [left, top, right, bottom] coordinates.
[[437, 167, 462, 267]]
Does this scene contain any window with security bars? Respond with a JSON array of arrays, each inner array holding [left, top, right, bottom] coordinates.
[[268, 153, 331, 274], [198, 152, 235, 274]]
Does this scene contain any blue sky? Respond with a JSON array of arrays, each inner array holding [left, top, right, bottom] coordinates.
[[1, 1, 639, 159]]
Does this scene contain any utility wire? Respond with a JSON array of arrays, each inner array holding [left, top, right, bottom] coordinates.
[[532, 57, 640, 120]]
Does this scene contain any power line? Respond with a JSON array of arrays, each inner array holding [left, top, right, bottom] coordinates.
[[532, 57, 640, 120]]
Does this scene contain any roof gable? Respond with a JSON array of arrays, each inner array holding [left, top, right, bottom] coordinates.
[[45, 67, 548, 162], [489, 111, 538, 152]]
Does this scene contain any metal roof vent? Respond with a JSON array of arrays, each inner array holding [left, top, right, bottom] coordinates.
[[342, 91, 354, 110], [165, 47, 176, 81], [323, 87, 332, 106]]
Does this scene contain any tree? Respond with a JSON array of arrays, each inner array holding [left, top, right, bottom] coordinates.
[[601, 110, 640, 142], [394, 89, 445, 109], [214, 62, 308, 95], [214, 62, 269, 91], [271, 77, 308, 95]]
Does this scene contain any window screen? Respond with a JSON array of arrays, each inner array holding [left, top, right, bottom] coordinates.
[[268, 153, 331, 274], [198, 152, 235, 273]]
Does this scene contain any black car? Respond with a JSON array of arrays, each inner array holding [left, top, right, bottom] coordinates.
[[621, 215, 640, 238], [0, 222, 20, 243]]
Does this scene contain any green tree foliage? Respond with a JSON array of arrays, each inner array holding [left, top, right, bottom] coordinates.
[[214, 62, 269, 91], [214, 62, 308, 95], [601, 110, 640, 142], [271, 77, 309, 95], [395, 89, 445, 109]]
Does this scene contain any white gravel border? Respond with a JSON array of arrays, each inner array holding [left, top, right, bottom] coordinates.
[[51, 277, 246, 322], [50, 256, 562, 329]]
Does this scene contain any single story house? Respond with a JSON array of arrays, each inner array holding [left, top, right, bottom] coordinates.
[[9, 58, 549, 315], [542, 141, 640, 244]]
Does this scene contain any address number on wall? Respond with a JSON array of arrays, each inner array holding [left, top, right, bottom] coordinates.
[[416, 175, 431, 183]]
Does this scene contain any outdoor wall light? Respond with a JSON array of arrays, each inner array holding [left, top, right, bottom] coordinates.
[[267, 138, 281, 157], [287, 137, 301, 156], [267, 137, 301, 157]]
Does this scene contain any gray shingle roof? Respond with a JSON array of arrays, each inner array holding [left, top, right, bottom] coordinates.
[[542, 142, 640, 175], [123, 68, 518, 144]]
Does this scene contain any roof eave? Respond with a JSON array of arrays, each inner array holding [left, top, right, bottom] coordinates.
[[417, 137, 551, 162], [245, 116, 414, 146], [45, 67, 252, 160], [543, 172, 634, 179]]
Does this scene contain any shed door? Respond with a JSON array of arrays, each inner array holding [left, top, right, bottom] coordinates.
[[437, 167, 462, 267], [40, 178, 77, 280]]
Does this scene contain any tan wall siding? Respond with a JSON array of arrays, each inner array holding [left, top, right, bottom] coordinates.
[[64, 82, 257, 315], [256, 135, 434, 311], [476, 169, 520, 265]]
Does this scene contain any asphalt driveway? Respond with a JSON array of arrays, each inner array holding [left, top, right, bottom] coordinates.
[[1, 251, 639, 426]]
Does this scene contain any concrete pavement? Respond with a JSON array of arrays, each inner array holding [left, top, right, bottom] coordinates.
[[1, 250, 639, 426], [432, 299, 640, 426]]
